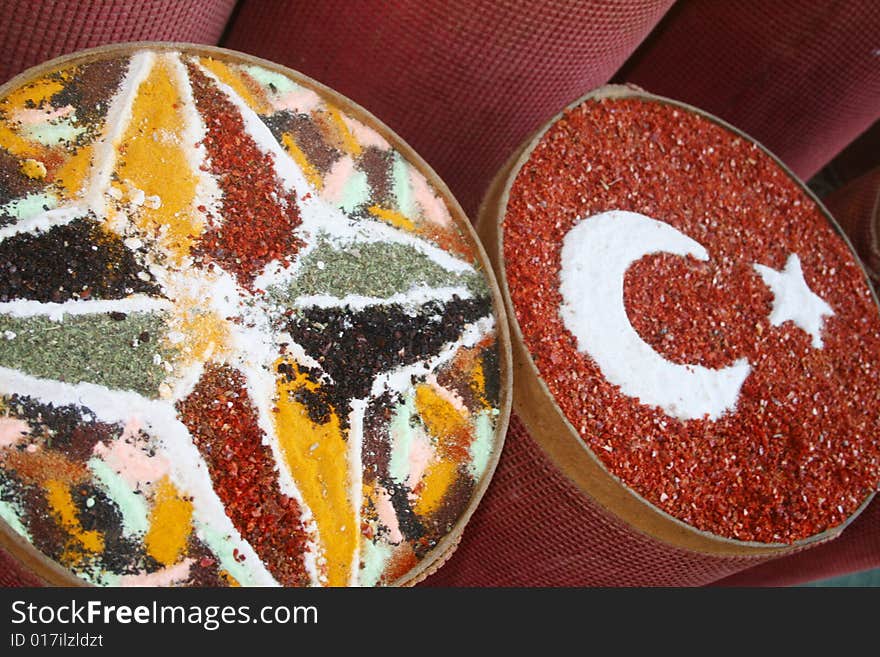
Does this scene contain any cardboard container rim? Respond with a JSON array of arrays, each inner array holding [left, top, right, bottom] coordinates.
[[0, 41, 514, 587], [479, 83, 878, 556]]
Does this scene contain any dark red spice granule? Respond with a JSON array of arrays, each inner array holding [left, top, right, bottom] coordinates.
[[503, 97, 880, 543], [186, 63, 303, 289], [177, 363, 310, 586], [420, 466, 473, 544]]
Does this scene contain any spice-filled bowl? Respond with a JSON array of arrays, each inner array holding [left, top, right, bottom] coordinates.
[[472, 85, 880, 572], [0, 43, 511, 587]]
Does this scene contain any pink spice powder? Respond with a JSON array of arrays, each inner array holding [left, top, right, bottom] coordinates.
[[502, 97, 880, 544]]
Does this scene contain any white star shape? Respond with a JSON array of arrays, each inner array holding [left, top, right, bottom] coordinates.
[[754, 253, 834, 349]]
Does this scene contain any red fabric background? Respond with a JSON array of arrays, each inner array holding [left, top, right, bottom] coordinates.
[[422, 416, 780, 587], [0, 0, 237, 84], [224, 0, 675, 216], [617, 0, 880, 183], [0, 0, 236, 586]]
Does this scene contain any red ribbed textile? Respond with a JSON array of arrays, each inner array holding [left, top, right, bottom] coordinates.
[[714, 173, 880, 586], [0, 0, 237, 84], [224, 0, 674, 217], [617, 1, 880, 182], [427, 165, 880, 588], [422, 415, 782, 587]]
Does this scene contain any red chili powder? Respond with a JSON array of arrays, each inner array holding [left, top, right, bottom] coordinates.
[[177, 363, 310, 585], [186, 63, 302, 289], [503, 96, 880, 543]]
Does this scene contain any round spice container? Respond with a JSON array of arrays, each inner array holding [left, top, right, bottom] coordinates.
[[429, 86, 880, 586], [0, 43, 510, 587]]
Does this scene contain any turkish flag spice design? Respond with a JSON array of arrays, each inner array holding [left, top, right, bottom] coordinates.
[[502, 91, 880, 545]]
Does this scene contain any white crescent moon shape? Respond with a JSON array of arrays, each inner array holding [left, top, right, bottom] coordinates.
[[559, 210, 751, 421]]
